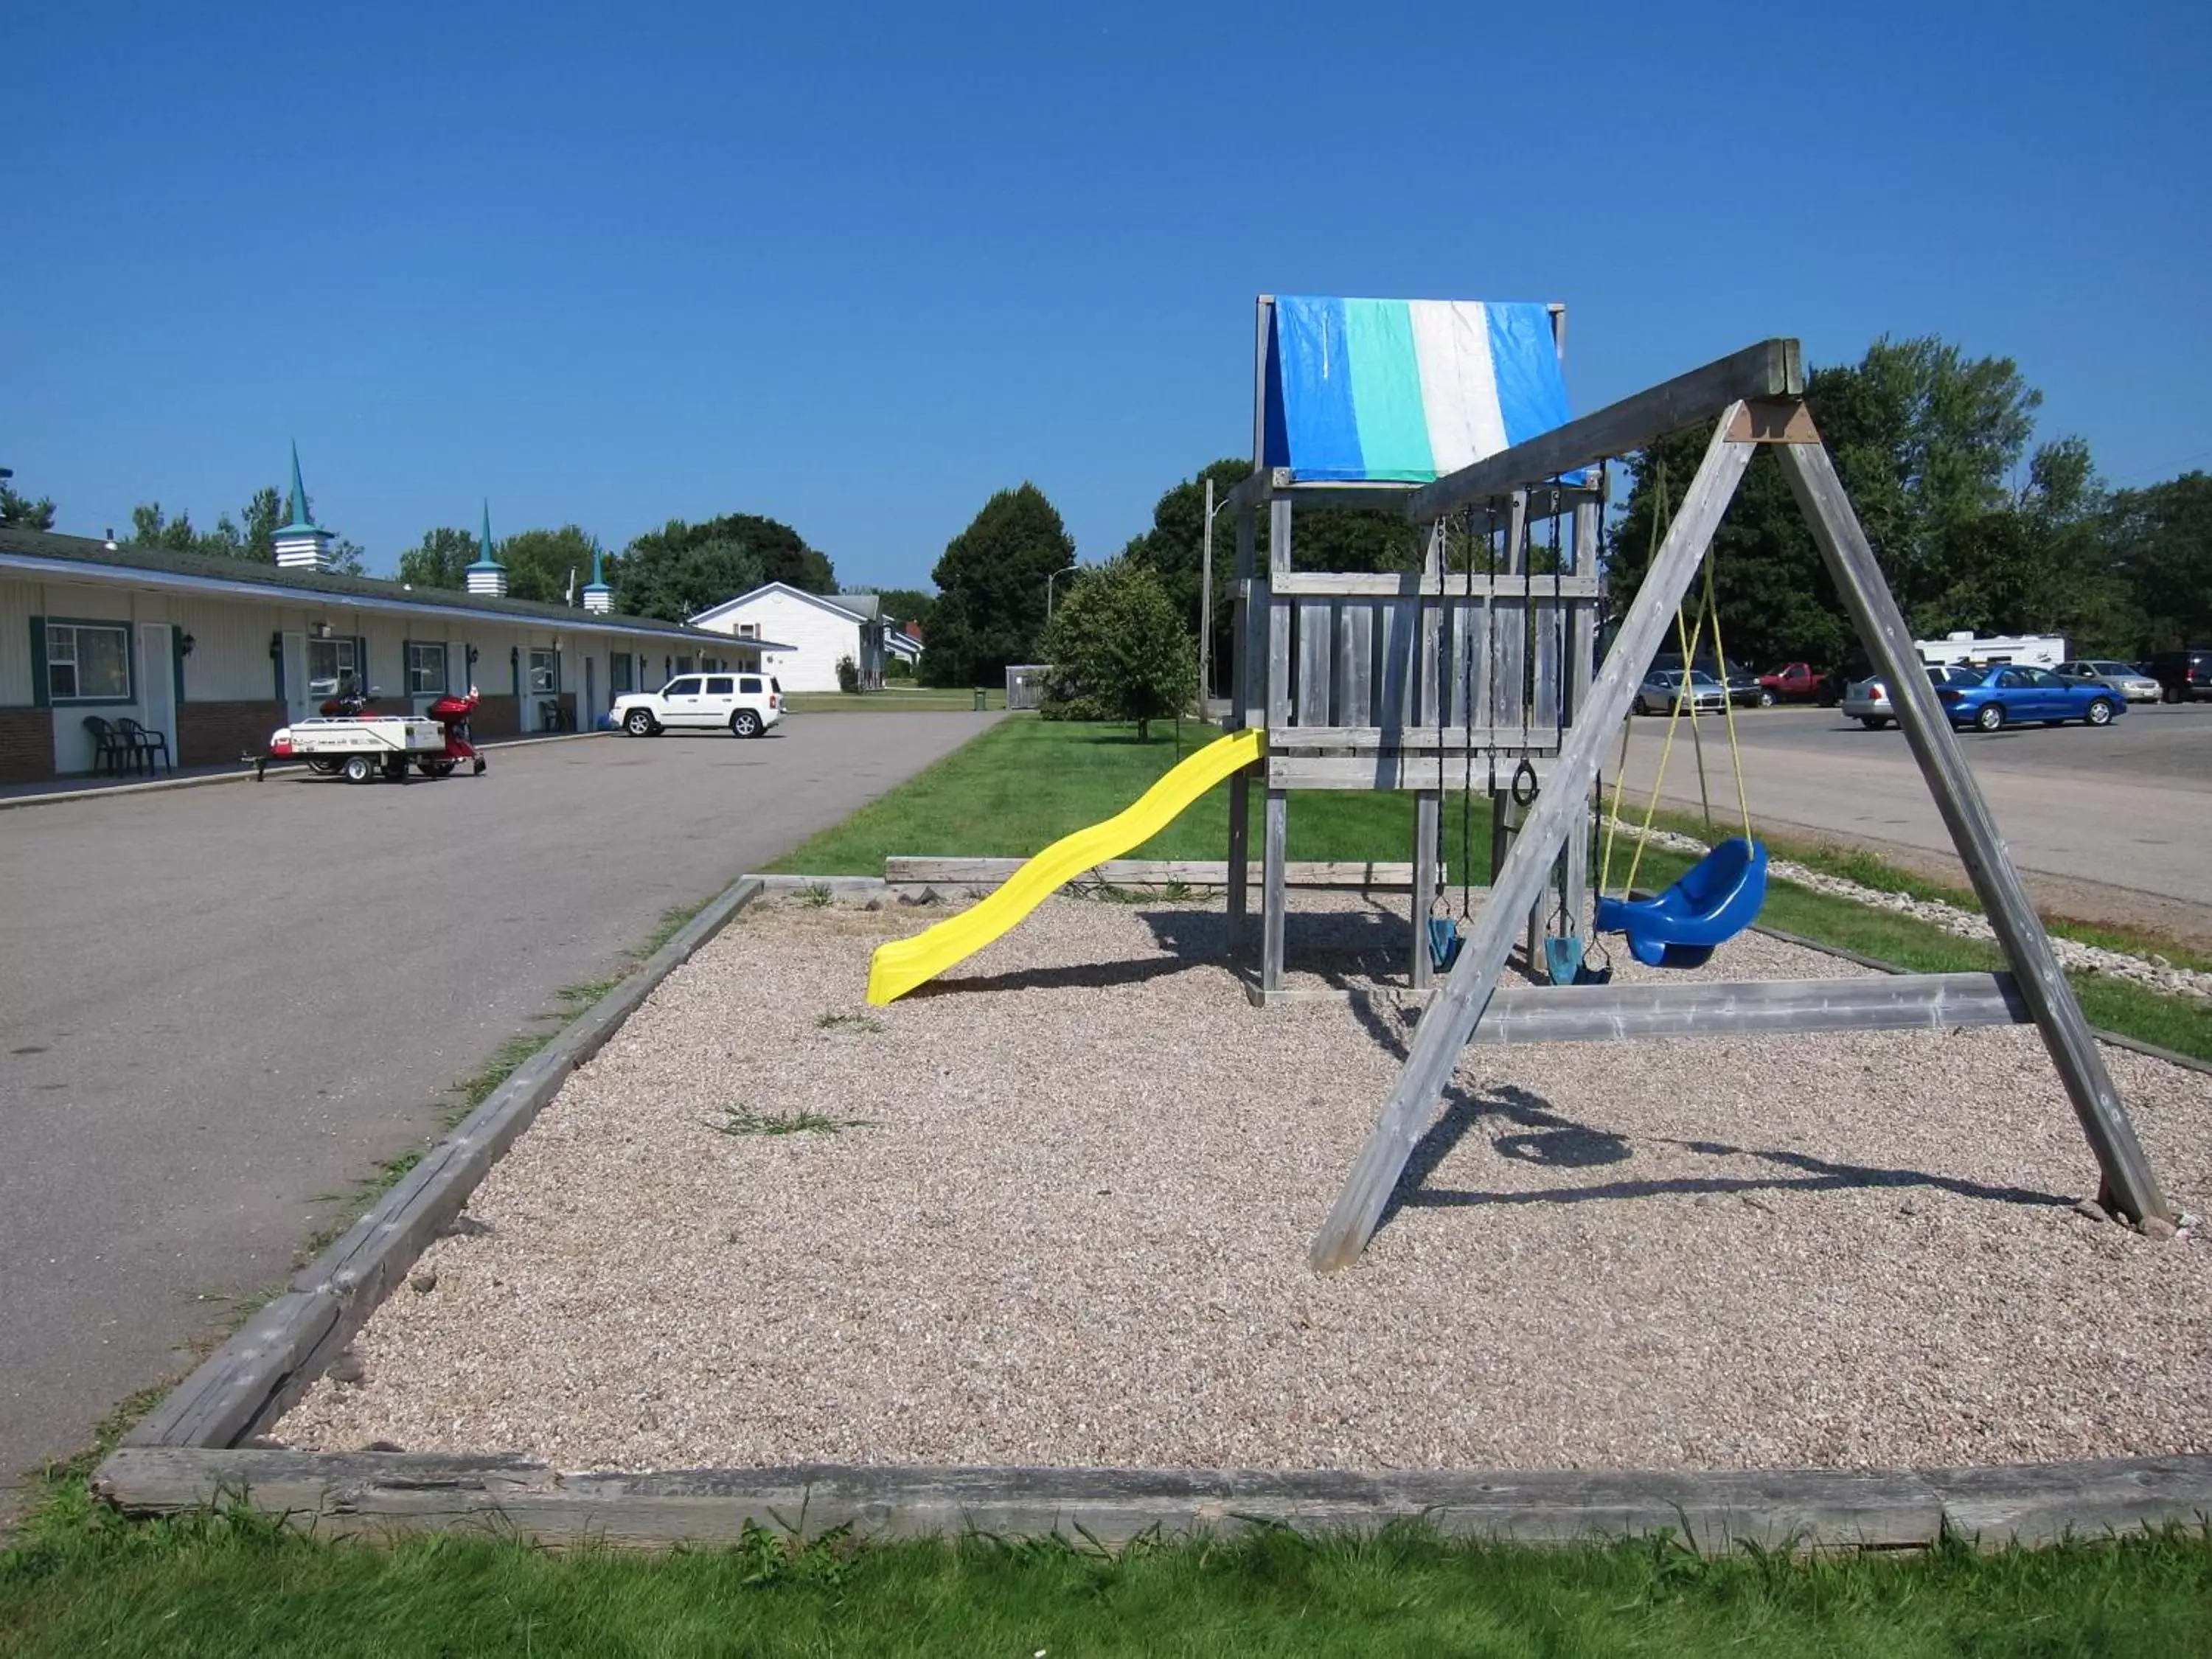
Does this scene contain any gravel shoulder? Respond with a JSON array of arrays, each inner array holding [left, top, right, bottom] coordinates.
[[281, 892, 2212, 1474]]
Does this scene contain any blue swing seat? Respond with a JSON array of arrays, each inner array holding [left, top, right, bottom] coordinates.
[[1594, 837, 1769, 970]]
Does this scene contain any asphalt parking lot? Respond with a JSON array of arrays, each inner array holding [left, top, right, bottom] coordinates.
[[1613, 700, 2212, 922], [0, 713, 996, 1506]]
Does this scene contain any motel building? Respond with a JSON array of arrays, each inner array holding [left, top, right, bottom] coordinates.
[[0, 456, 786, 785]]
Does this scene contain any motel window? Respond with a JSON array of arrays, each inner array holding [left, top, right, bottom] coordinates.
[[46, 622, 131, 701], [527, 648, 558, 693], [611, 653, 634, 696], [737, 622, 758, 638], [307, 636, 359, 699], [675, 655, 695, 676], [404, 641, 448, 696]]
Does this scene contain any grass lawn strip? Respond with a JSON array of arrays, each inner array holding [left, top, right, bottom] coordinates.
[[772, 716, 2212, 1065]]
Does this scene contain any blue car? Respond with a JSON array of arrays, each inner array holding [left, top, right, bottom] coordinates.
[[1935, 664, 2126, 732]]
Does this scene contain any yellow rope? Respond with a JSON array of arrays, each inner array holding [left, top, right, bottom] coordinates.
[[1620, 598, 1707, 897], [1700, 547, 1754, 843]]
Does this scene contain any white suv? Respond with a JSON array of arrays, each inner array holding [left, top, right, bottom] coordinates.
[[613, 672, 783, 739]]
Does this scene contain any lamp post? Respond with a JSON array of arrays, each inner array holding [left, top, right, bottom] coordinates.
[[1199, 477, 1233, 706], [1046, 563, 1077, 622]]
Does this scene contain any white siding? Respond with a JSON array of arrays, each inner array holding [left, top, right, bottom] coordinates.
[[693, 590, 860, 692]]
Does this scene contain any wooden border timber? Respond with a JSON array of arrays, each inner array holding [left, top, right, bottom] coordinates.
[[121, 874, 767, 1452], [1403, 340, 1804, 520], [93, 1446, 2212, 1553]]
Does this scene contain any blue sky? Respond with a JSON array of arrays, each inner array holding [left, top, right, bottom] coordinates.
[[7, 1, 2206, 591]]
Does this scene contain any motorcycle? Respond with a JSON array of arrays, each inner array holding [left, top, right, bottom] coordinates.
[[425, 686, 489, 777]]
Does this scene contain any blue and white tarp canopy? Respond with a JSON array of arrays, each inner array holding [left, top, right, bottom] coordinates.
[[1263, 298, 1571, 484]]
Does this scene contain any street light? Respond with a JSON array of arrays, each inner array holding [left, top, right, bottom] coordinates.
[[1046, 563, 1077, 621], [1199, 477, 1234, 705]]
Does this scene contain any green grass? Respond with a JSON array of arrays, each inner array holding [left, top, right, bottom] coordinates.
[[770, 715, 1499, 877], [785, 685, 1004, 714], [772, 716, 2212, 1064], [710, 1105, 871, 1136], [5, 1492, 2208, 1656]]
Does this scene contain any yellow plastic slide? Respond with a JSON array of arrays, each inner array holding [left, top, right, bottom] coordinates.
[[866, 728, 1265, 1005]]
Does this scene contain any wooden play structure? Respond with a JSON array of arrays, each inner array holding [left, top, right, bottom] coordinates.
[[1211, 297, 2170, 1268]]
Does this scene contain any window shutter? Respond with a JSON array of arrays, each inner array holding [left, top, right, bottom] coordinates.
[[29, 616, 48, 709], [173, 625, 187, 709]]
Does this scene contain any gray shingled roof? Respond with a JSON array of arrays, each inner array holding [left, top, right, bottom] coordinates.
[[0, 526, 737, 642]]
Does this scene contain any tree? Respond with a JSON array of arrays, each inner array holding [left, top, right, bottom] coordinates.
[[1607, 335, 2065, 670], [496, 526, 597, 605], [611, 512, 833, 622], [925, 483, 1076, 686], [1, 476, 57, 531], [1035, 557, 1196, 740], [127, 486, 364, 574], [2107, 472, 2212, 653], [1119, 458, 1248, 692], [398, 526, 478, 589], [874, 586, 936, 633]]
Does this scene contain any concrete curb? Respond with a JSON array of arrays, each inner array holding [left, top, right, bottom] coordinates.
[[0, 729, 611, 812], [119, 872, 762, 1451]]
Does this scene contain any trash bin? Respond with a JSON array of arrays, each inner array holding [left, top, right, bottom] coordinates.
[[973, 687, 987, 711]]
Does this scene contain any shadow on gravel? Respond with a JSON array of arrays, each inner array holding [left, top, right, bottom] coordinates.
[[1371, 1083, 2073, 1240], [902, 953, 1202, 998]]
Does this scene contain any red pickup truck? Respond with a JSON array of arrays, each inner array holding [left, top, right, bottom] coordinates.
[[1756, 662, 1826, 705]]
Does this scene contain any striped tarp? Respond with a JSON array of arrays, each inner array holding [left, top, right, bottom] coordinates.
[[1262, 298, 1571, 484]]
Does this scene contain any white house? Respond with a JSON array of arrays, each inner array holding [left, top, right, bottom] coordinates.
[[689, 583, 914, 692]]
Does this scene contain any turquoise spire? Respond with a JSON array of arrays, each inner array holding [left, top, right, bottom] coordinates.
[[468, 501, 503, 571], [589, 541, 605, 585], [279, 441, 321, 533]]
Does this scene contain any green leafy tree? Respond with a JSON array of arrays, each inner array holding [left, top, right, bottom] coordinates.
[[1120, 459, 1248, 692], [398, 526, 477, 589], [874, 586, 936, 633], [2107, 471, 2212, 652], [1035, 557, 1197, 740], [611, 513, 832, 622], [1, 477, 58, 530], [924, 483, 1076, 686], [128, 487, 364, 574], [496, 526, 598, 605]]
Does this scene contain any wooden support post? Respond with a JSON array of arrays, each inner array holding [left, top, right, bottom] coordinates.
[[1262, 495, 1293, 992], [1562, 494, 1599, 934], [1310, 411, 1758, 1273], [1775, 439, 2170, 1225], [1412, 790, 1439, 989], [1226, 506, 1259, 955]]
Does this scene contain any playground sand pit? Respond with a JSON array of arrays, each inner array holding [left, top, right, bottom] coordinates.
[[282, 891, 2212, 1475]]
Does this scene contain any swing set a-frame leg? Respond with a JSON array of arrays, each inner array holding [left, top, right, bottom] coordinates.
[[1776, 439, 2170, 1228], [1308, 410, 1759, 1273]]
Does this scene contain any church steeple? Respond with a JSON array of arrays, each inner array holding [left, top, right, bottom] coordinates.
[[272, 442, 338, 571], [465, 502, 507, 597]]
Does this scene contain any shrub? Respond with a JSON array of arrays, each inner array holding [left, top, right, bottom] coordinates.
[[1034, 558, 1197, 740], [835, 654, 860, 694]]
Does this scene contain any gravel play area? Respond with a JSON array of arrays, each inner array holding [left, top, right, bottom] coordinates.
[[282, 891, 2212, 1474]]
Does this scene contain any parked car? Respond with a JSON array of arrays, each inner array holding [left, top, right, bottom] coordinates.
[[1723, 667, 1764, 707], [2056, 659, 2163, 703], [2146, 649, 2212, 703], [1840, 664, 1972, 728], [1755, 661, 1826, 706], [612, 672, 783, 737], [1632, 668, 1728, 716], [1935, 664, 2125, 732]]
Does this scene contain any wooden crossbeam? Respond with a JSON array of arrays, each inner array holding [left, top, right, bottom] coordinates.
[[1262, 572, 1602, 599], [1402, 341, 1802, 521], [1467, 973, 2029, 1047]]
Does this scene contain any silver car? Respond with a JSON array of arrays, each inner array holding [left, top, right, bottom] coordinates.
[[1843, 664, 1968, 728], [1632, 668, 1728, 716], [2056, 659, 2163, 703]]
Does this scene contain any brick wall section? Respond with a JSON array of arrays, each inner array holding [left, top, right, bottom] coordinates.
[[467, 695, 521, 740], [180, 700, 287, 768], [0, 707, 52, 785]]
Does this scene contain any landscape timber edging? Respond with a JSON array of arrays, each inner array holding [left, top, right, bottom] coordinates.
[[116, 873, 765, 1453], [88, 1447, 2212, 1554], [91, 866, 2212, 1552]]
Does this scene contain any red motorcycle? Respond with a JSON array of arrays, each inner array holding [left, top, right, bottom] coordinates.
[[426, 685, 489, 777]]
